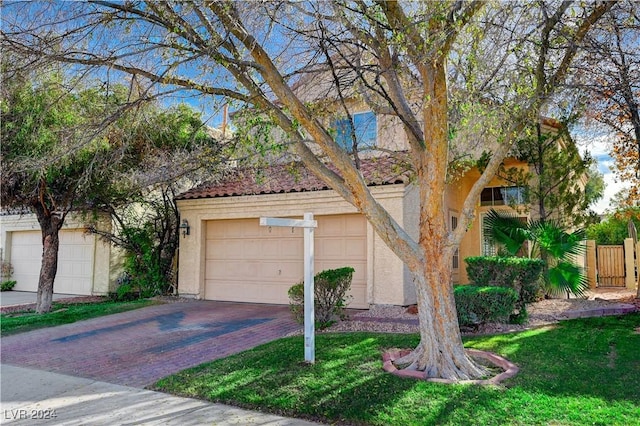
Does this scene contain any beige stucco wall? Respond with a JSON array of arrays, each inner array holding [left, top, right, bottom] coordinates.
[[0, 213, 115, 295], [179, 157, 536, 305], [177, 184, 417, 306], [447, 162, 531, 284]]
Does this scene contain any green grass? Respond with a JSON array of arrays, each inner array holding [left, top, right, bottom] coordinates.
[[153, 313, 640, 426], [0, 299, 158, 336]]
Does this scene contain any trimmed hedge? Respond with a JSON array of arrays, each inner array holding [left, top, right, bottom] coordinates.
[[465, 256, 544, 305], [288, 267, 354, 329], [454, 285, 518, 326]]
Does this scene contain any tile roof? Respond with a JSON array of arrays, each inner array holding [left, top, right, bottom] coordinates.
[[177, 156, 411, 200]]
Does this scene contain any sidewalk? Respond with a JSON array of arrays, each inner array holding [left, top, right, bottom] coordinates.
[[0, 365, 322, 425]]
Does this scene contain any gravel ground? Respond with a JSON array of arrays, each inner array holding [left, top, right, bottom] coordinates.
[[323, 290, 638, 336]]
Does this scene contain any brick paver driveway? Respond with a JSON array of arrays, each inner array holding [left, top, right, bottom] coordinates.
[[1, 301, 300, 387]]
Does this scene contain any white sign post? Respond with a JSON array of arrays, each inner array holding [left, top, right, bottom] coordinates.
[[259, 213, 317, 363]]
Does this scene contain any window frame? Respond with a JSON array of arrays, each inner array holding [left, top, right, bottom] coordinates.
[[480, 186, 526, 207], [332, 111, 377, 152], [449, 210, 460, 270]]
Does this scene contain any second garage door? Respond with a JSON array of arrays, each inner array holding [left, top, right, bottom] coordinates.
[[205, 214, 368, 308], [10, 229, 95, 295]]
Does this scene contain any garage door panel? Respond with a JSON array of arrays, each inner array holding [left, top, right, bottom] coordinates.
[[279, 239, 302, 257], [317, 239, 343, 257], [10, 229, 93, 295], [206, 260, 259, 279], [344, 239, 366, 257], [347, 286, 367, 308], [344, 215, 367, 235], [205, 215, 367, 308], [209, 282, 290, 304], [316, 238, 365, 260]]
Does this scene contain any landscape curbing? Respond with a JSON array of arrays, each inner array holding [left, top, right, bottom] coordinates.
[[559, 305, 636, 319], [382, 348, 519, 385]]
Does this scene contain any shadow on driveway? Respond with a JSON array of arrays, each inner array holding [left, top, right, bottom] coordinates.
[[0, 301, 301, 387]]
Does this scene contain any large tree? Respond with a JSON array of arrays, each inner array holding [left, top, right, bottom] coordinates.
[[1, 69, 113, 313], [579, 0, 640, 206], [1, 64, 221, 313], [2, 1, 612, 380]]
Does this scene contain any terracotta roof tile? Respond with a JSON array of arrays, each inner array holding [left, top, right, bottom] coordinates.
[[177, 156, 411, 200]]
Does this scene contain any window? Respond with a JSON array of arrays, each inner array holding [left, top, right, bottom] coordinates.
[[480, 186, 526, 206], [481, 215, 498, 256], [481, 213, 528, 256], [450, 214, 459, 270], [333, 111, 377, 152]]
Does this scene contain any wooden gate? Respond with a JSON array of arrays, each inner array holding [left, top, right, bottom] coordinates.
[[597, 245, 626, 287]]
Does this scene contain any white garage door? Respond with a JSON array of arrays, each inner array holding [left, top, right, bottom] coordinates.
[[205, 215, 368, 308], [11, 230, 94, 295]]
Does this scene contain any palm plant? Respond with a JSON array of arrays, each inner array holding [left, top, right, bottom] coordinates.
[[484, 209, 588, 298]]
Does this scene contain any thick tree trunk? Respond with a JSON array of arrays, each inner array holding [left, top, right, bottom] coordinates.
[[396, 254, 488, 380], [36, 228, 60, 313], [33, 203, 64, 314], [393, 60, 487, 380]]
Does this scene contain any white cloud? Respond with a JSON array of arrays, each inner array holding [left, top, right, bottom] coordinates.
[[573, 128, 628, 214]]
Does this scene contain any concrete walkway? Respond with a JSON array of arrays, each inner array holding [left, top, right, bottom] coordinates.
[[0, 291, 79, 307], [0, 365, 322, 425]]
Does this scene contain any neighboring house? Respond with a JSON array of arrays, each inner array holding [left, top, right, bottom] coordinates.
[[0, 212, 116, 295], [175, 125, 574, 309]]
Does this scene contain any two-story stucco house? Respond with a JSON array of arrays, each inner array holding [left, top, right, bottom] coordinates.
[[174, 106, 570, 309]]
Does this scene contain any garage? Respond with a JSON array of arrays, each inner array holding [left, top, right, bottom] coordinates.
[[10, 229, 95, 295], [204, 214, 368, 308]]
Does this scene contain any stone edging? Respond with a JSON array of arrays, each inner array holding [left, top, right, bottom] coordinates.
[[382, 348, 519, 385], [558, 305, 636, 319]]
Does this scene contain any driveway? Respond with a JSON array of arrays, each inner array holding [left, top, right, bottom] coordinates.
[[0, 301, 301, 387]]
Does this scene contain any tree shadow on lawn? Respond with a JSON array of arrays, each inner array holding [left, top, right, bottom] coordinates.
[[153, 315, 640, 425], [464, 313, 640, 403], [153, 333, 423, 424]]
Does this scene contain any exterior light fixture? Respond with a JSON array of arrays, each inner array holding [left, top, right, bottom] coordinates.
[[179, 219, 190, 237]]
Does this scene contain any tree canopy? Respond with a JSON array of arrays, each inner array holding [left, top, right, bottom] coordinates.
[[1, 0, 615, 379], [1, 60, 222, 312], [578, 0, 640, 206]]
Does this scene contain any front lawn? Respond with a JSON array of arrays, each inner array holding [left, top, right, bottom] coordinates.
[[154, 313, 640, 426], [0, 299, 158, 336]]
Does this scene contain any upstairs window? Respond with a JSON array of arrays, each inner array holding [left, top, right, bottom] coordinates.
[[480, 186, 526, 206], [333, 111, 377, 152]]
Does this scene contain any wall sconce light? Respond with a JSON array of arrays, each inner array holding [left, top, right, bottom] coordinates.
[[179, 219, 190, 238]]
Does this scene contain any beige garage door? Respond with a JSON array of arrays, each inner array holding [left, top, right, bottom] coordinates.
[[11, 230, 94, 295], [205, 215, 368, 308]]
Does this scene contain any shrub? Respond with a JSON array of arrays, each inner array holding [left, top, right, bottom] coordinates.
[[121, 226, 170, 298], [586, 207, 640, 245], [288, 267, 354, 329], [1, 261, 13, 282], [466, 256, 544, 305], [454, 285, 518, 326], [109, 273, 140, 301], [0, 280, 17, 291]]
